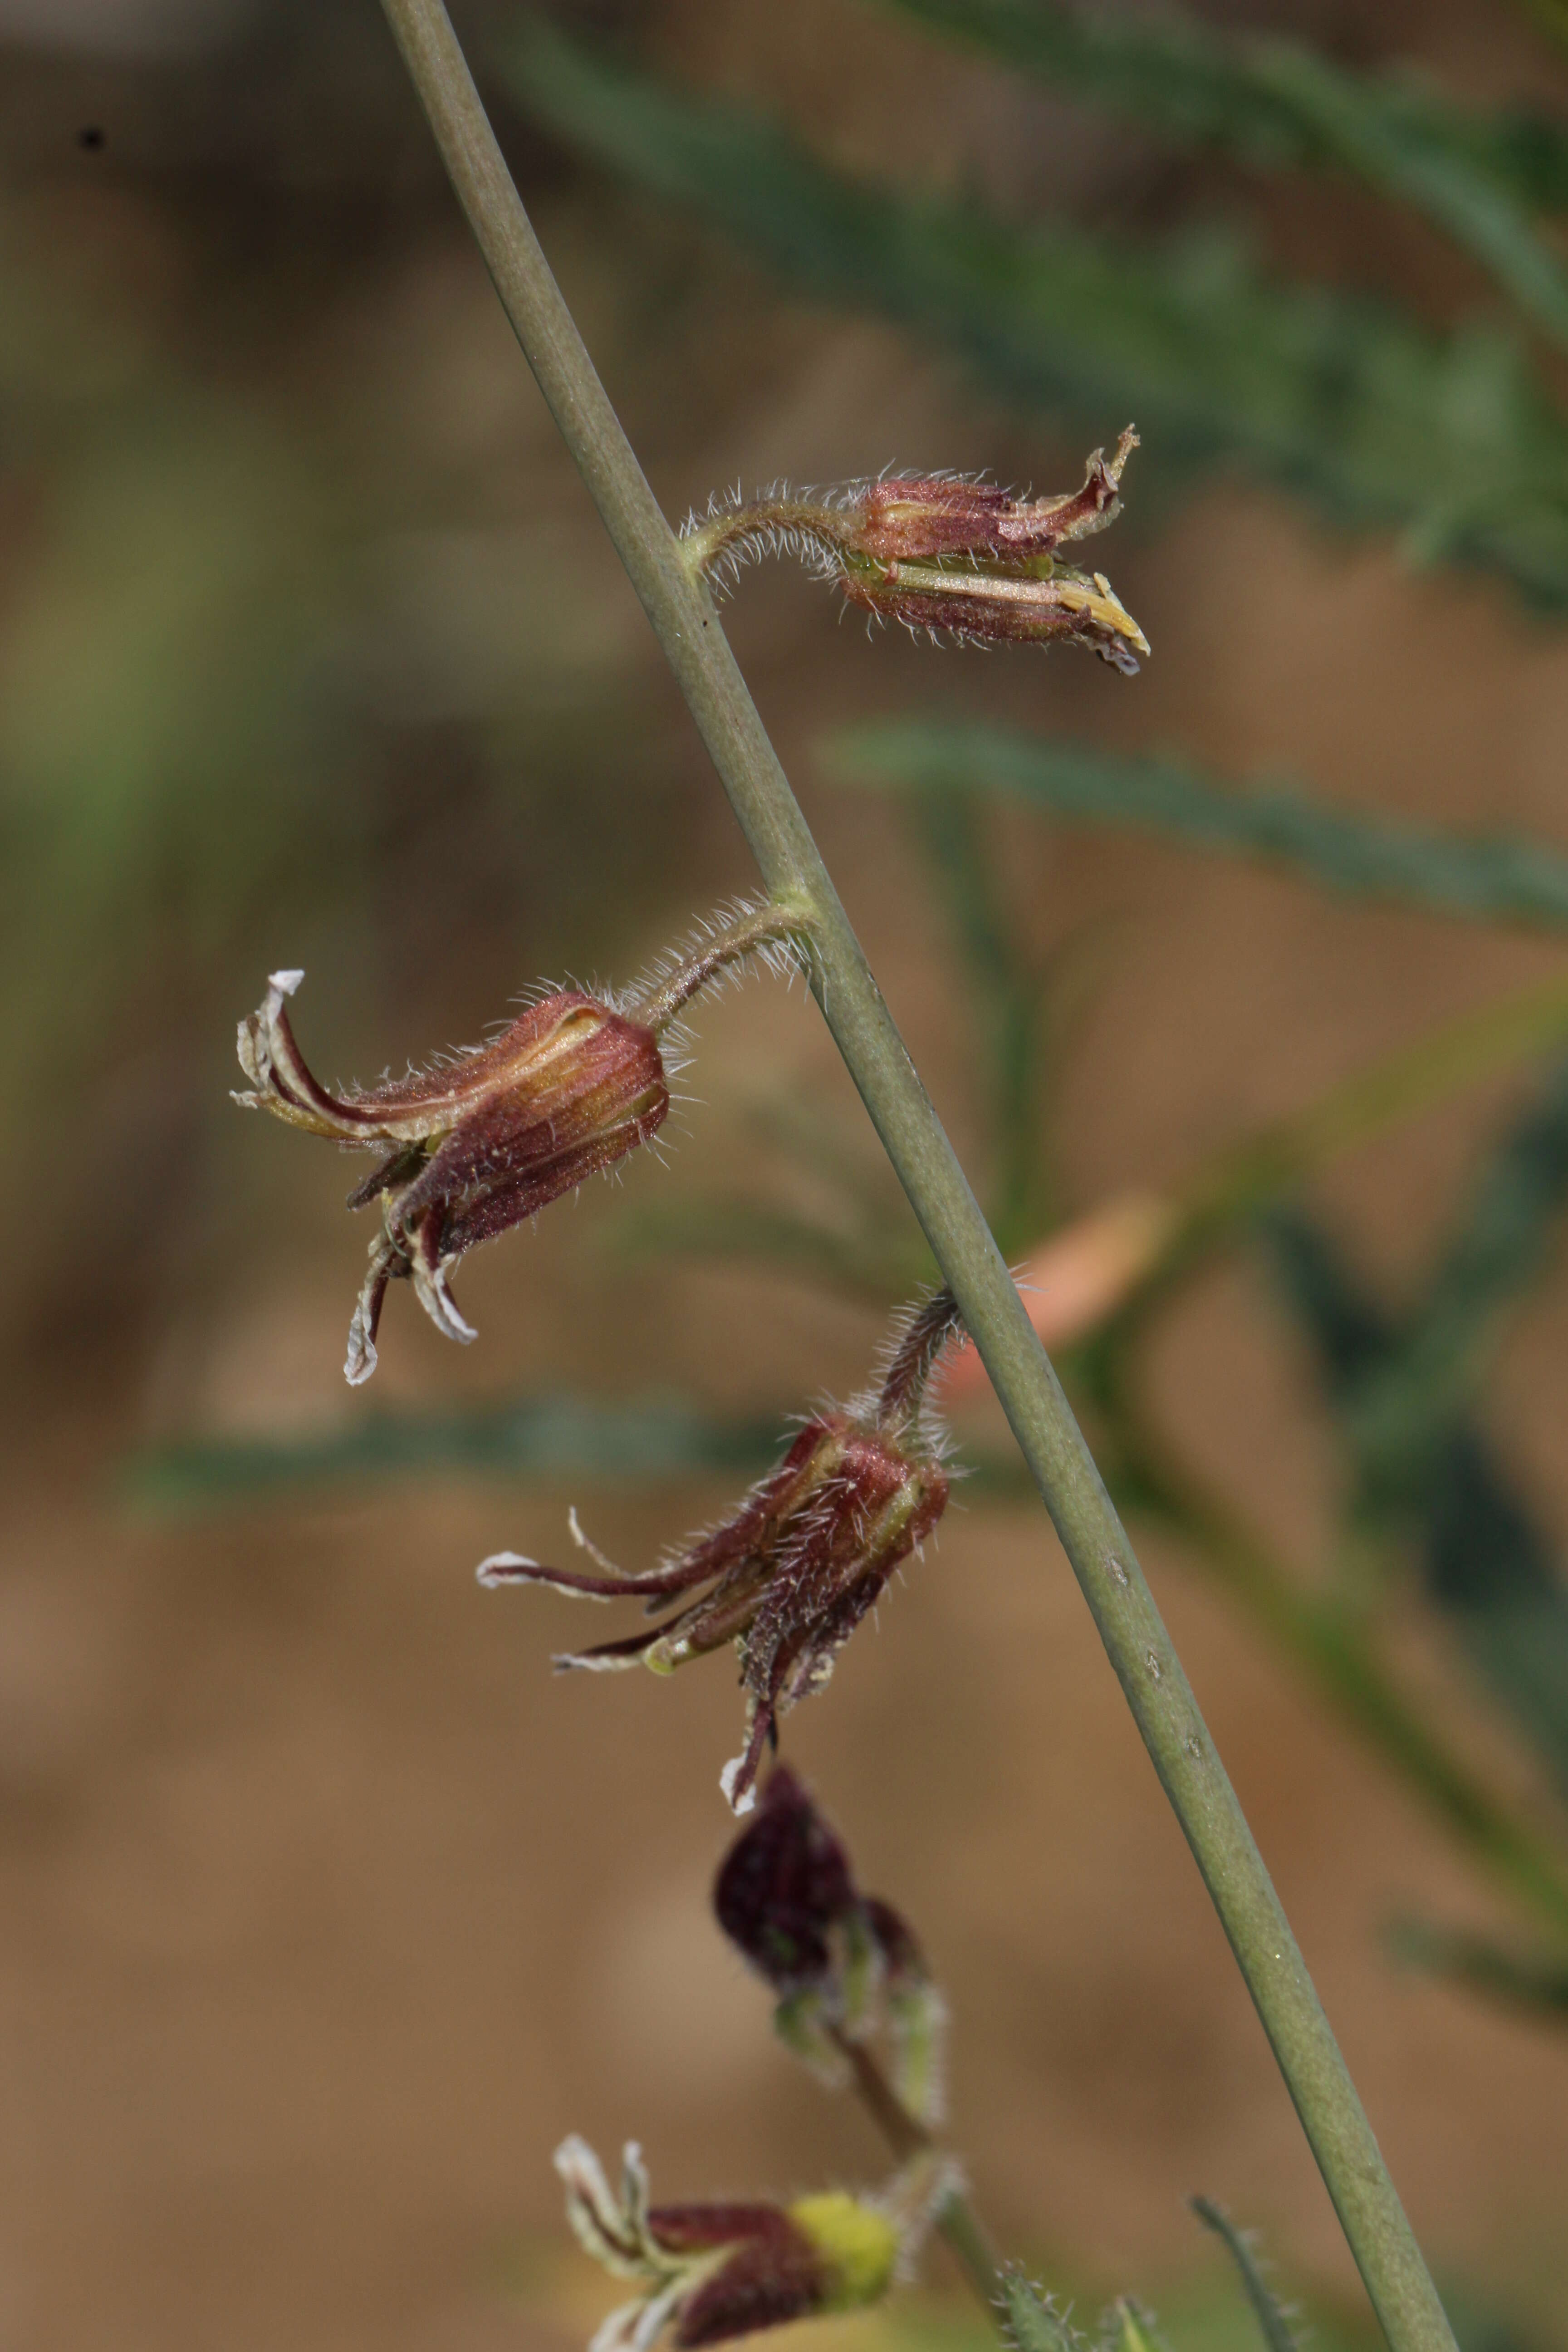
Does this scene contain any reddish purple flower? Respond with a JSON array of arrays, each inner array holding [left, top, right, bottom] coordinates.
[[479, 1291, 964, 1812], [234, 904, 805, 1383], [838, 557, 1149, 671], [681, 429, 1149, 673], [848, 439, 1132, 564], [556, 2136, 946, 2352]]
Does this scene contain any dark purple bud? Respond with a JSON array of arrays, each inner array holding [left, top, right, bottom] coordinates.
[[713, 1764, 857, 1993]]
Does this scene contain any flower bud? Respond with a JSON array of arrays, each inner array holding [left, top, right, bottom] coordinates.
[[714, 1766, 946, 2123], [234, 903, 806, 1384], [847, 436, 1133, 565], [839, 559, 1149, 673], [480, 1291, 964, 1813], [712, 1763, 857, 1994], [556, 2136, 943, 2352], [681, 430, 1148, 674]]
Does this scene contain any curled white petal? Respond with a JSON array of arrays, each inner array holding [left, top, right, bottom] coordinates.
[[719, 1753, 757, 1814], [620, 2141, 658, 2260], [475, 1551, 540, 1586], [556, 2136, 646, 2277], [410, 1249, 478, 1347]]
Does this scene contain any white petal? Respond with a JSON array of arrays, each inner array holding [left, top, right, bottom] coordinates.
[[620, 2142, 657, 2259], [410, 1250, 478, 1347], [555, 2136, 645, 2276], [475, 1551, 541, 1586], [719, 1753, 757, 1814], [588, 2297, 655, 2352]]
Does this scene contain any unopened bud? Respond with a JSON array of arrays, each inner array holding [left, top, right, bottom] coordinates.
[[713, 1765, 947, 2125], [682, 430, 1148, 674]]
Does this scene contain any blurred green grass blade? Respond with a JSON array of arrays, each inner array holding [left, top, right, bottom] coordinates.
[[1261, 1210, 1568, 1789], [132, 1394, 787, 1509], [1346, 1061, 1568, 1788], [1357, 1054, 1568, 1450], [832, 720, 1568, 935], [877, 1, 1568, 348], [1258, 1207, 1393, 1403], [1422, 1432, 1568, 1789], [500, 15, 1568, 605], [614, 1198, 911, 1298], [131, 1393, 1038, 1510], [1390, 1916, 1568, 2019], [1190, 2201, 1301, 2352]]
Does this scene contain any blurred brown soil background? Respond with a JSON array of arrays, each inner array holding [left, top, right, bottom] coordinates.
[[4, 0, 1568, 2347]]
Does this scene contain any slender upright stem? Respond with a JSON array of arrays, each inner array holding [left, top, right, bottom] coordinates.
[[826, 2026, 1007, 2314], [372, 11, 1457, 2350]]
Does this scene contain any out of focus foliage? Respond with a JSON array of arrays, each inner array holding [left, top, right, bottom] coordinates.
[[319, 0, 1568, 2030], [0, 6, 701, 1342], [501, 13, 1568, 603], [16, 0, 1568, 2063]]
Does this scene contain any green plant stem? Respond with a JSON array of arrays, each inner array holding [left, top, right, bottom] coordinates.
[[373, 10, 1456, 2348], [1105, 1392, 1568, 1939], [826, 2024, 1006, 2315]]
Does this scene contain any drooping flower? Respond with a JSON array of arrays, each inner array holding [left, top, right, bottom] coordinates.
[[479, 1290, 964, 1812], [714, 1764, 946, 2123], [233, 902, 806, 1384], [556, 2135, 948, 2352], [681, 429, 1149, 673]]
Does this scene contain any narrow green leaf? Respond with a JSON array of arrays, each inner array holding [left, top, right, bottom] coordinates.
[[1391, 1917, 1568, 2020], [500, 16, 1568, 605], [1421, 1431, 1568, 1790], [830, 721, 1568, 934], [130, 1394, 785, 1509], [129, 1395, 1039, 1512], [877, 0, 1568, 348], [615, 1197, 908, 1298], [1356, 1053, 1568, 1450], [1258, 1209, 1392, 1406], [1260, 1209, 1568, 1791], [1190, 2199, 1301, 2352]]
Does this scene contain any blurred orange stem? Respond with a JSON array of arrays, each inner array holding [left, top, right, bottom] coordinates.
[[374, 9, 1458, 2349]]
